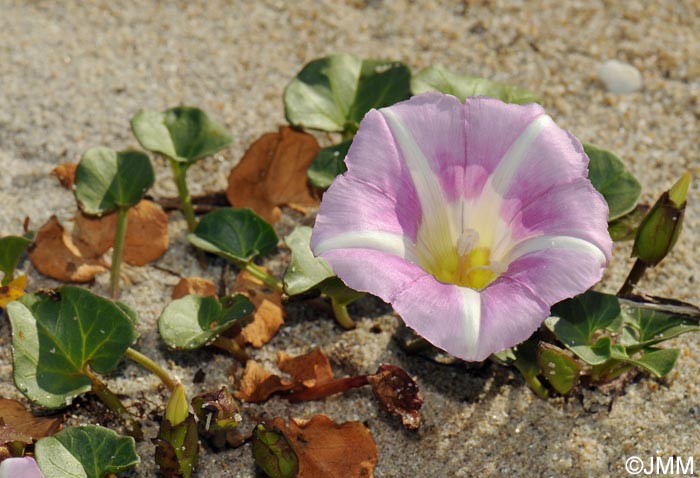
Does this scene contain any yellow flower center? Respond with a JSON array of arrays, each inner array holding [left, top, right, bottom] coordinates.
[[418, 228, 506, 290]]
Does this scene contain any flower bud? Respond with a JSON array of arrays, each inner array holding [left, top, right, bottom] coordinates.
[[632, 173, 690, 266], [165, 383, 188, 426]]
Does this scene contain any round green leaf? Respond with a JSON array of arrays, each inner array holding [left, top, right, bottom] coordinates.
[[411, 64, 541, 104], [307, 140, 351, 189], [608, 204, 649, 241], [35, 425, 139, 478], [609, 345, 679, 378], [284, 54, 411, 133], [7, 287, 137, 409], [0, 235, 31, 284], [131, 106, 232, 164], [283, 226, 335, 296], [188, 208, 278, 263], [74, 147, 154, 215], [158, 294, 254, 349], [537, 343, 581, 394], [583, 143, 642, 220]]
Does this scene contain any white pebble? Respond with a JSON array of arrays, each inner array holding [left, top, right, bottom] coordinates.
[[598, 60, 642, 94]]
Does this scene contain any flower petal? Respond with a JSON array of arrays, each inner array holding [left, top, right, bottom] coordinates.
[[477, 277, 550, 358]]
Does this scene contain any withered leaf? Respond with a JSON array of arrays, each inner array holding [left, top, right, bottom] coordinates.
[[0, 275, 27, 309], [0, 398, 62, 443], [191, 386, 242, 433], [233, 269, 284, 348], [51, 162, 78, 190], [226, 126, 320, 223], [73, 199, 169, 266], [29, 216, 107, 282], [234, 361, 294, 403], [367, 364, 423, 430], [269, 415, 378, 478], [172, 277, 217, 300], [277, 348, 334, 389]]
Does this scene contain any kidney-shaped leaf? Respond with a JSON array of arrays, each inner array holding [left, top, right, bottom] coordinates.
[[7, 287, 137, 409], [536, 343, 581, 395], [619, 301, 700, 351], [583, 143, 642, 220], [283, 226, 335, 296], [284, 54, 411, 133], [131, 106, 232, 164], [188, 208, 278, 263], [0, 235, 31, 285], [159, 294, 254, 349], [307, 140, 351, 189], [35, 425, 139, 478], [74, 147, 154, 215], [547, 291, 620, 364], [411, 64, 541, 104]]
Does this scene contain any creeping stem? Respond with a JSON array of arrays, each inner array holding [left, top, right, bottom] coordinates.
[[331, 298, 356, 329], [617, 259, 648, 296], [85, 367, 143, 440], [110, 207, 129, 299], [170, 160, 198, 233], [240, 261, 284, 293], [124, 347, 179, 392]]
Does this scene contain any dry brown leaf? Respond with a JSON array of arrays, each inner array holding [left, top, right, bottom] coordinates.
[[0, 275, 27, 309], [172, 277, 217, 299], [29, 216, 107, 282], [271, 415, 378, 478], [234, 360, 294, 403], [72, 200, 169, 266], [0, 398, 62, 443], [226, 126, 320, 223], [277, 348, 334, 389], [233, 269, 284, 348], [367, 364, 423, 430], [51, 162, 77, 189]]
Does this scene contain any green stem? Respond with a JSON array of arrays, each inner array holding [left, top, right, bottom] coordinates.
[[618, 258, 649, 296], [171, 160, 198, 233], [331, 298, 356, 329], [85, 368, 143, 440], [124, 347, 178, 392], [110, 207, 129, 299], [242, 261, 284, 293]]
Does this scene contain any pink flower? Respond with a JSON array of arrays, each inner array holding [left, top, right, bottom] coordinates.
[[0, 457, 44, 478], [311, 93, 612, 361]]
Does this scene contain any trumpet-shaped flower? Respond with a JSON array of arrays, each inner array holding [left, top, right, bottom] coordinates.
[[0, 457, 44, 478], [311, 93, 612, 361]]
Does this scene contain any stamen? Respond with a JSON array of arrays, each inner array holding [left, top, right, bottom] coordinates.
[[456, 229, 480, 256]]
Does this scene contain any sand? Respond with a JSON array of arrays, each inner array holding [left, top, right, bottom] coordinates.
[[1, 1, 699, 477]]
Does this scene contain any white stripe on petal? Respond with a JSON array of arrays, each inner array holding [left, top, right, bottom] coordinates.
[[489, 114, 553, 195], [458, 287, 481, 360], [314, 230, 418, 261], [381, 108, 457, 262], [506, 234, 608, 264]]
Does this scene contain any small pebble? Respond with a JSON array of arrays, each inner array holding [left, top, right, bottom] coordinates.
[[598, 60, 643, 94]]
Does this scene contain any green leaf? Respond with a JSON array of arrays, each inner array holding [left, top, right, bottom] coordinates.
[[283, 227, 362, 306], [619, 301, 700, 351], [608, 204, 649, 241], [511, 340, 549, 399], [252, 423, 298, 478], [188, 208, 278, 263], [131, 106, 232, 164], [537, 343, 581, 394], [283, 226, 335, 296], [7, 287, 137, 409], [547, 291, 620, 365], [411, 64, 541, 104], [284, 54, 411, 133], [0, 235, 31, 285], [35, 425, 139, 478], [158, 294, 254, 349], [74, 147, 154, 215], [583, 143, 642, 220], [307, 140, 351, 188], [610, 345, 679, 378]]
